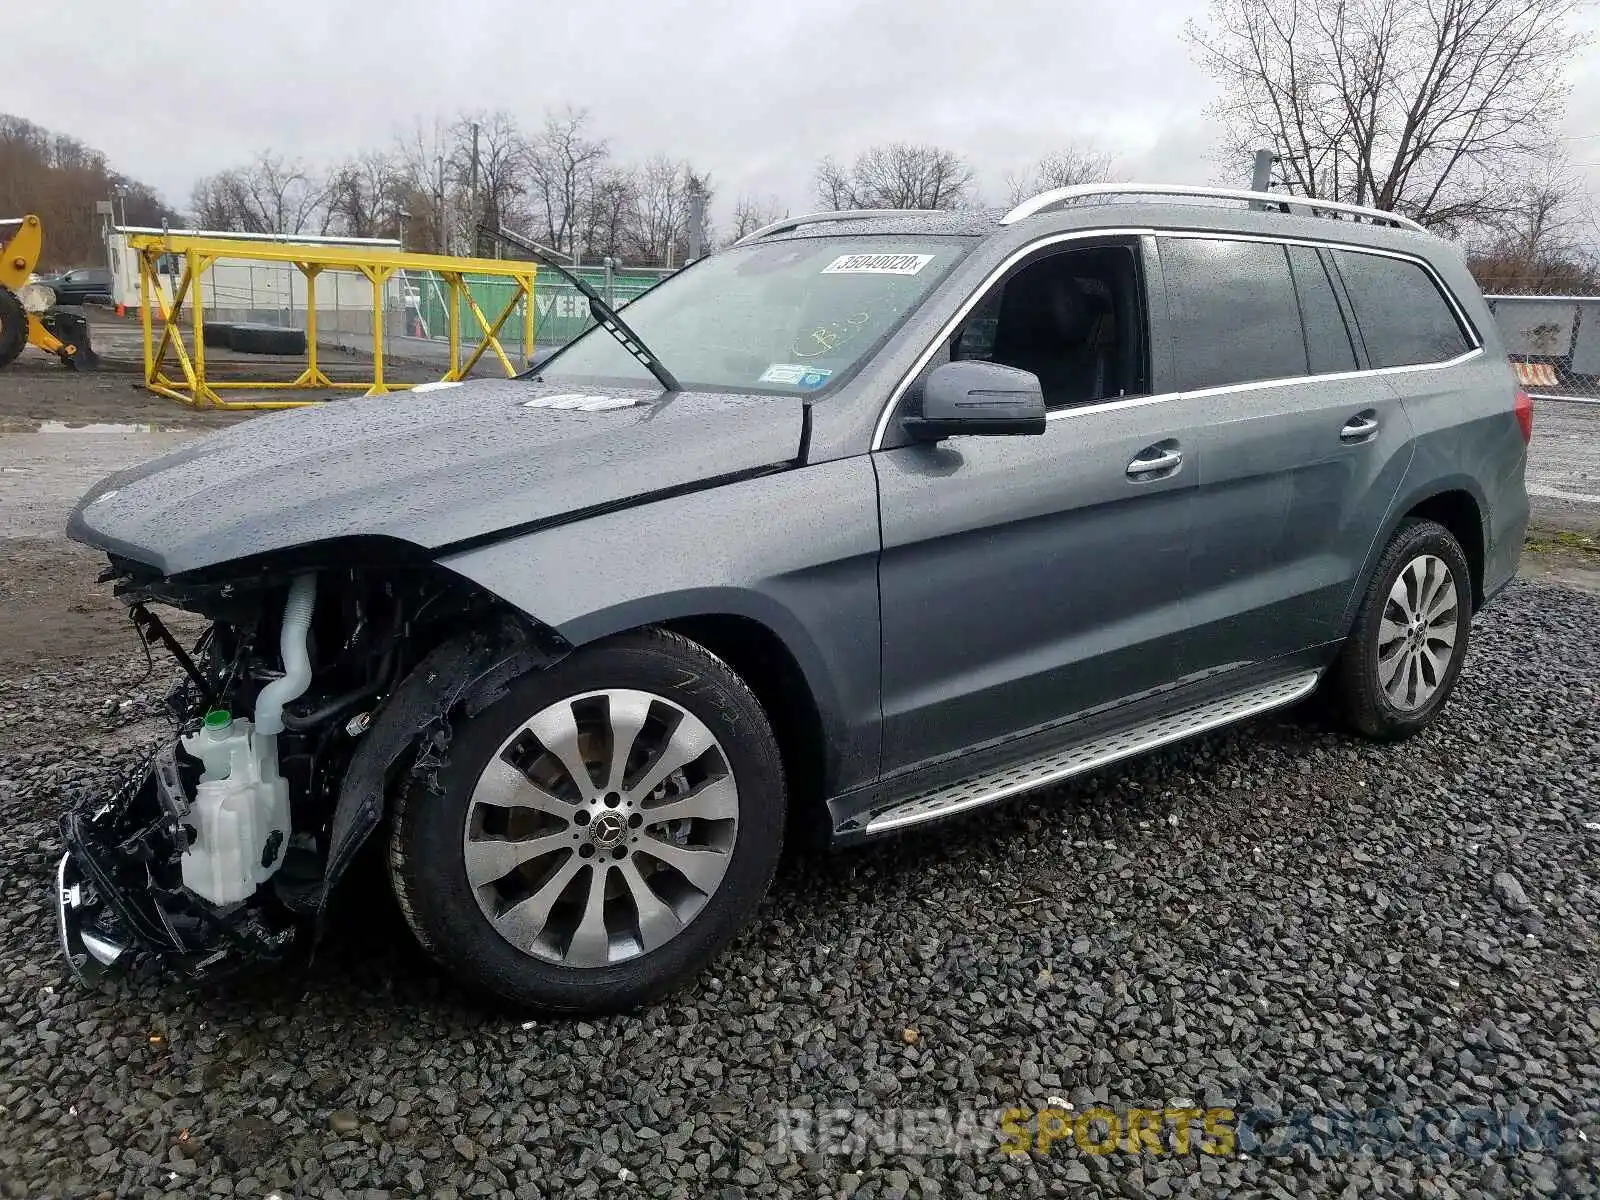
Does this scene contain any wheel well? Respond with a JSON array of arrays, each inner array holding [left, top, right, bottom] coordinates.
[[662, 614, 826, 832], [1404, 490, 1485, 608]]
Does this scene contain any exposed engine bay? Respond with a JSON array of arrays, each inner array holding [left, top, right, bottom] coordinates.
[[56, 556, 569, 984]]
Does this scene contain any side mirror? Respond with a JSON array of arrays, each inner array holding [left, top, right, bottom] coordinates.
[[903, 360, 1047, 441]]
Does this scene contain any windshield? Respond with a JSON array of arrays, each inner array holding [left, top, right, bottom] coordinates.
[[537, 235, 970, 394]]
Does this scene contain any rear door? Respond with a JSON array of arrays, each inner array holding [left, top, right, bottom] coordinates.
[[873, 236, 1204, 775], [1160, 234, 1414, 673]]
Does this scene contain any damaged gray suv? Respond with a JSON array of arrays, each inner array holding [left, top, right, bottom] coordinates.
[[59, 185, 1531, 1013]]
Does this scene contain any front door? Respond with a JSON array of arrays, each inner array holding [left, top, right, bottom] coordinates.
[[873, 239, 1201, 776]]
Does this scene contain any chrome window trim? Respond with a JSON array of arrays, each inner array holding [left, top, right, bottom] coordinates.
[[1485, 293, 1600, 304], [869, 228, 1483, 451], [1040, 348, 1485, 422]]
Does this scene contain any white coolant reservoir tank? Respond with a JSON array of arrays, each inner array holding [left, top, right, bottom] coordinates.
[[177, 709, 291, 906]]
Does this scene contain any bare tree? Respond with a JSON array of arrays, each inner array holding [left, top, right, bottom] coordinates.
[[325, 151, 403, 239], [1003, 146, 1117, 206], [1468, 157, 1598, 292], [391, 119, 455, 253], [727, 194, 789, 243], [189, 151, 329, 234], [626, 155, 711, 266], [246, 152, 329, 234], [189, 174, 245, 230], [526, 106, 609, 258], [448, 111, 529, 236], [1500, 166, 1585, 264], [0, 112, 174, 266], [812, 144, 974, 210], [584, 167, 639, 261], [815, 157, 855, 209], [1186, 0, 1590, 231]]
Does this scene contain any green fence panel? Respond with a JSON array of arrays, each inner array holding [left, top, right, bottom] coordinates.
[[406, 268, 665, 349]]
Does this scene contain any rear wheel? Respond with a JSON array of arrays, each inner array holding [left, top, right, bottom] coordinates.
[[1331, 518, 1473, 740], [388, 628, 785, 1013], [0, 287, 27, 368]]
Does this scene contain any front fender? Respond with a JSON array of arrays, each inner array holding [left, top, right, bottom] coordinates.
[[435, 457, 884, 793], [320, 614, 570, 906]]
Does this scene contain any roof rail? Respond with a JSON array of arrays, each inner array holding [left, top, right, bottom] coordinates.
[[1000, 184, 1428, 234], [733, 208, 945, 247]]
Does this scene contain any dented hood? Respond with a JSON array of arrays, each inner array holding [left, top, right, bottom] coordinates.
[[68, 378, 805, 576]]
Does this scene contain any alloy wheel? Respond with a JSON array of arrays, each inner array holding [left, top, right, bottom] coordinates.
[[1376, 553, 1459, 712], [461, 688, 740, 968]]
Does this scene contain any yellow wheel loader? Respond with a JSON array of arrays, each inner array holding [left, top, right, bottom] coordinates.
[[0, 215, 99, 370]]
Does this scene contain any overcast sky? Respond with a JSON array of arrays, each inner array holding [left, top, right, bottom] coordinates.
[[8, 0, 1600, 223]]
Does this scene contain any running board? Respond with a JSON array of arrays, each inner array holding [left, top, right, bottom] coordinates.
[[857, 670, 1322, 836]]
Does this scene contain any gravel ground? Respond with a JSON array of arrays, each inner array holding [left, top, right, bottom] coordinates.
[[1, 580, 1597, 1199]]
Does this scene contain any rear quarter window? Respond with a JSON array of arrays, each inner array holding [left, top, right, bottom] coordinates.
[[1332, 250, 1473, 368], [1160, 237, 1306, 390], [1287, 246, 1358, 375]]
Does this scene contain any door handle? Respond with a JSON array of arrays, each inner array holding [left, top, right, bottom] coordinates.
[[1126, 446, 1183, 479], [1340, 413, 1380, 443]]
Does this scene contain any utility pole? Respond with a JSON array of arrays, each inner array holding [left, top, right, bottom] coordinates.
[[686, 176, 706, 262], [1250, 148, 1277, 193], [1250, 148, 1279, 211], [470, 122, 482, 234], [435, 154, 446, 254]]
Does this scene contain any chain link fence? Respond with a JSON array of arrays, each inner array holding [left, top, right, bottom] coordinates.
[[402, 264, 670, 350], [176, 257, 675, 377], [176, 260, 424, 380], [1484, 290, 1600, 404]]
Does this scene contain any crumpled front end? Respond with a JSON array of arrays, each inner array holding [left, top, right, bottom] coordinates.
[[53, 549, 570, 988], [55, 568, 328, 985]]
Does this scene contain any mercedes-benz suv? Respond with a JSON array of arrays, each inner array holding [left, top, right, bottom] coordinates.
[[58, 184, 1531, 1013]]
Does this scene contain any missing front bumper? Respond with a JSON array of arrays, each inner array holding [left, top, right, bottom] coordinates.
[[56, 852, 127, 985], [54, 754, 298, 987]]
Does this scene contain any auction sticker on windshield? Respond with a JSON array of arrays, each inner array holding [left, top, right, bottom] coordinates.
[[759, 364, 833, 388], [821, 253, 934, 276]]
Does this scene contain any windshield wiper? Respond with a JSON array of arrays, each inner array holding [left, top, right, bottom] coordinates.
[[482, 226, 681, 393]]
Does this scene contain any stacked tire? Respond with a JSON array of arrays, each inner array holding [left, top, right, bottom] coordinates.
[[228, 324, 307, 356], [200, 321, 307, 356]]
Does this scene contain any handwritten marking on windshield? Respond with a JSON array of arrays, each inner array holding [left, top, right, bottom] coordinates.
[[793, 311, 873, 359]]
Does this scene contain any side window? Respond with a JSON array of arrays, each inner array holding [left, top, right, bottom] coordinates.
[[1287, 246, 1358, 374], [1160, 237, 1306, 390], [1332, 250, 1472, 368], [951, 244, 1147, 409]]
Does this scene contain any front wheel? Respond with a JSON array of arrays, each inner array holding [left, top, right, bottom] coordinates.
[[0, 286, 27, 368], [1331, 518, 1474, 741], [388, 628, 785, 1013]]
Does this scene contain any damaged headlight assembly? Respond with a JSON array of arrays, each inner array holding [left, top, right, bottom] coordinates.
[[56, 559, 566, 987]]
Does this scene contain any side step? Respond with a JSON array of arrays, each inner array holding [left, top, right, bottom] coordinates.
[[858, 670, 1322, 836]]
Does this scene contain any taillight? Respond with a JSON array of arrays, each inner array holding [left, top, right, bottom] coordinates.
[[1514, 390, 1534, 444]]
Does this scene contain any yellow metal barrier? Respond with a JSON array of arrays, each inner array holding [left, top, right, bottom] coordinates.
[[127, 233, 537, 409]]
